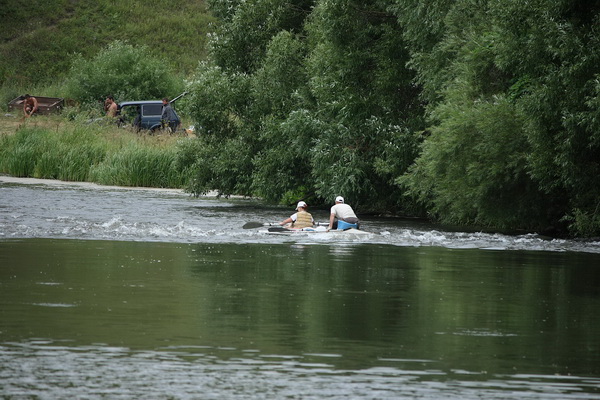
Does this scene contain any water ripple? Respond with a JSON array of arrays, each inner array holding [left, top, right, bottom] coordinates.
[[1, 340, 599, 399]]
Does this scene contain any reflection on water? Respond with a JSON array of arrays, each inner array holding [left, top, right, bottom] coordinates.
[[2, 339, 599, 400], [1, 239, 600, 398]]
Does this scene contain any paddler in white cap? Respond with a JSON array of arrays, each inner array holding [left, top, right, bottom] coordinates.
[[328, 196, 359, 230], [279, 201, 315, 229]]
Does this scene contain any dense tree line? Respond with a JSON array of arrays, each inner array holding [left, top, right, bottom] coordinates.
[[183, 0, 600, 236]]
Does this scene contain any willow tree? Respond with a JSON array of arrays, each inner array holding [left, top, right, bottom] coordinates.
[[395, 0, 600, 235], [495, 0, 600, 235], [186, 0, 424, 212], [302, 0, 423, 210], [185, 0, 313, 197]]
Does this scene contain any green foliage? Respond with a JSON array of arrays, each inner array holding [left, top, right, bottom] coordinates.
[[303, 0, 423, 209], [89, 145, 184, 188], [389, 0, 457, 104], [207, 0, 313, 73], [0, 127, 48, 177], [251, 111, 322, 202], [491, 0, 600, 235], [183, 62, 257, 197], [182, 134, 256, 197], [567, 208, 600, 238], [0, 123, 190, 189], [186, 63, 253, 138], [65, 41, 183, 105], [34, 129, 108, 181], [251, 31, 308, 117], [394, 0, 600, 235], [0, 126, 104, 179], [400, 97, 554, 229], [6, 0, 600, 236], [173, 138, 202, 186], [0, 0, 214, 87], [187, 0, 423, 211], [0, 84, 25, 113]]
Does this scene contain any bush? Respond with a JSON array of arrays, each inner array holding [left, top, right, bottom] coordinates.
[[399, 97, 557, 230], [251, 111, 321, 203], [65, 40, 183, 105]]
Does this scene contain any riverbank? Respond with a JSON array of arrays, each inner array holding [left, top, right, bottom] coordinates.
[[0, 175, 183, 194], [0, 175, 226, 198], [0, 114, 195, 189], [1, 114, 596, 239]]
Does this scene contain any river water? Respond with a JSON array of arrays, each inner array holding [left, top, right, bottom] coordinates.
[[1, 176, 599, 399]]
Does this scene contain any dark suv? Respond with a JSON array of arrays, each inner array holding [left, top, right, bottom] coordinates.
[[118, 100, 164, 132], [118, 92, 186, 133]]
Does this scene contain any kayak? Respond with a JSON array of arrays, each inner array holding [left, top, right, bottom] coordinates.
[[243, 221, 372, 236], [263, 226, 372, 236]]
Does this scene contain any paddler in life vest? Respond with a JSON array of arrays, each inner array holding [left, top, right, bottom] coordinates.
[[279, 201, 314, 229], [328, 196, 360, 230]]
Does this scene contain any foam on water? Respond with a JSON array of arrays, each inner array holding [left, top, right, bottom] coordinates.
[[1, 176, 599, 253]]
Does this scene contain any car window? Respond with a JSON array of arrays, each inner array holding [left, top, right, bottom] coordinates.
[[120, 105, 140, 122], [142, 104, 162, 116]]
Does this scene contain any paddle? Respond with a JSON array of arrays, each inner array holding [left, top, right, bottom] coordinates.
[[242, 221, 278, 229]]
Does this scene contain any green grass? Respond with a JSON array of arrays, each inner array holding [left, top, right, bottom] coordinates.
[[0, 0, 215, 88], [0, 119, 194, 189], [0, 0, 210, 187], [89, 144, 187, 188]]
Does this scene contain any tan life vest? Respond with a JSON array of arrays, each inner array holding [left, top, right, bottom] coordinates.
[[293, 211, 313, 228]]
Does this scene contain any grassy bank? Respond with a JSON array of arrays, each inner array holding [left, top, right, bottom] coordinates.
[[0, 115, 195, 189], [0, 0, 214, 88]]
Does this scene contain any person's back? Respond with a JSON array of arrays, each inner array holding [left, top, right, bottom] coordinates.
[[330, 203, 356, 220], [293, 210, 313, 229], [280, 201, 314, 229], [328, 196, 359, 230]]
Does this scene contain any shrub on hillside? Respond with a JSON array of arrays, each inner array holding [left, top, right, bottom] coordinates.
[[65, 40, 182, 106]]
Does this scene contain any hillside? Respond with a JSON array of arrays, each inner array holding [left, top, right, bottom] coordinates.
[[0, 0, 215, 87]]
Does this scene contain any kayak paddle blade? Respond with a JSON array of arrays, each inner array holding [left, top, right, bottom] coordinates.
[[242, 221, 265, 229]]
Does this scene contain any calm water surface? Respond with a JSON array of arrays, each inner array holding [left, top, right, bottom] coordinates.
[[1, 177, 599, 399]]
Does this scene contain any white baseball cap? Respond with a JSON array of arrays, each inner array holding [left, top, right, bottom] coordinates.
[[335, 196, 344, 203], [296, 201, 307, 210]]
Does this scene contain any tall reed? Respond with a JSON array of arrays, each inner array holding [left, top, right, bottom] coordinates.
[[0, 121, 191, 188], [0, 127, 49, 177], [89, 145, 186, 188]]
